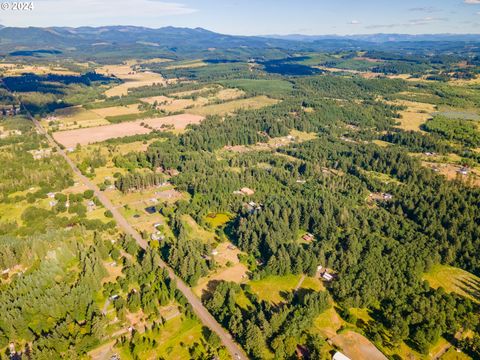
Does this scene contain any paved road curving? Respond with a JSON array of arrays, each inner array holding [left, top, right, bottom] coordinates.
[[28, 114, 248, 360]]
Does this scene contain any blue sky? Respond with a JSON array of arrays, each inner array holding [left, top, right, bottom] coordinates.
[[1, 0, 479, 34]]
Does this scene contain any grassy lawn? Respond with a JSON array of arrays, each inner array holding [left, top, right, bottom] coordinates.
[[116, 316, 210, 360], [249, 274, 323, 304], [290, 129, 318, 142], [362, 170, 402, 185], [205, 212, 231, 228], [312, 307, 345, 339], [423, 264, 480, 303], [391, 99, 435, 132], [181, 214, 217, 244], [236, 289, 253, 310], [349, 308, 373, 323], [441, 347, 472, 360]]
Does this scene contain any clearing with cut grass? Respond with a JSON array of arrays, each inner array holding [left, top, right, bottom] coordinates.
[[97, 63, 167, 97], [423, 264, 480, 303], [189, 96, 278, 116]]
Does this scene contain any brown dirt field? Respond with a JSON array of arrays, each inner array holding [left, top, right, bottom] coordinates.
[[333, 331, 387, 360], [52, 114, 204, 148], [155, 189, 183, 202], [97, 63, 167, 97], [194, 242, 248, 296], [354, 56, 383, 63], [422, 161, 480, 187]]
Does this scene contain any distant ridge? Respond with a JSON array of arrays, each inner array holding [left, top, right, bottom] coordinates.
[[0, 25, 479, 59], [265, 33, 480, 43]]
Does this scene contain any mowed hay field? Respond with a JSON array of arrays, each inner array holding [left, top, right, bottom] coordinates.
[[140, 87, 272, 116], [47, 106, 109, 130], [53, 114, 204, 148], [190, 96, 278, 116], [0, 63, 78, 76], [423, 264, 480, 303], [90, 104, 141, 118], [97, 63, 167, 97], [45, 104, 143, 131], [249, 275, 324, 304], [392, 99, 436, 131]]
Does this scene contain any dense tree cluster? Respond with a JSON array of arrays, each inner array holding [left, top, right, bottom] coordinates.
[[205, 281, 329, 359]]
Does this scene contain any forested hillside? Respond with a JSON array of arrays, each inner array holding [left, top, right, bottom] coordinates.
[[1, 35, 480, 359]]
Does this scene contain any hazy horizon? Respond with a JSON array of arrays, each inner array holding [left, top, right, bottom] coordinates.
[[0, 0, 479, 35]]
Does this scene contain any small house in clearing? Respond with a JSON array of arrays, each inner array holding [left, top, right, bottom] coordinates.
[[151, 232, 164, 241], [302, 233, 314, 242], [240, 187, 255, 196], [322, 272, 334, 281], [458, 167, 469, 176], [382, 193, 393, 201]]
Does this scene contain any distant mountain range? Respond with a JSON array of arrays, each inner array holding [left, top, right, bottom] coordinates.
[[0, 26, 479, 60], [266, 33, 480, 43]]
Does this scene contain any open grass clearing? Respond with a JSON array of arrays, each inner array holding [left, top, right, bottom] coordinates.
[[90, 104, 142, 118], [181, 214, 216, 244], [389, 99, 436, 132], [46, 106, 109, 131], [312, 306, 345, 339], [205, 212, 231, 228], [249, 274, 324, 304], [218, 79, 293, 96], [441, 347, 472, 360], [189, 96, 278, 116], [164, 59, 207, 70], [423, 264, 480, 303]]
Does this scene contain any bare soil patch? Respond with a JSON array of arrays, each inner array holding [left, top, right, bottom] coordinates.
[[52, 114, 204, 148], [333, 331, 387, 360], [97, 63, 167, 97]]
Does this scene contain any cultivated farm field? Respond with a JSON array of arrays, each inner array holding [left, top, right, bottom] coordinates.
[[52, 113, 204, 147], [97, 63, 167, 97]]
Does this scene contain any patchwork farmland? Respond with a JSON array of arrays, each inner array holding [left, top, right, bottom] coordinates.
[[52, 114, 204, 147]]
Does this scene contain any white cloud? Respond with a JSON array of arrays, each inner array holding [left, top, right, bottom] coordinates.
[[1, 0, 197, 27], [409, 7, 438, 13], [348, 20, 361, 25], [465, 0, 480, 4]]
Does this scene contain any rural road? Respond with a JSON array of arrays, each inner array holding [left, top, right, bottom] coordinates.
[[18, 104, 248, 360]]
